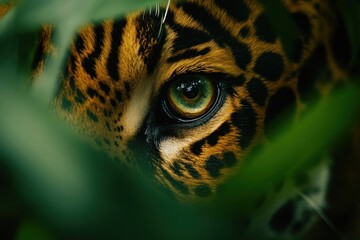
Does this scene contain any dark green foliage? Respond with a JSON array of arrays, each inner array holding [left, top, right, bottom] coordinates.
[[0, 0, 359, 239]]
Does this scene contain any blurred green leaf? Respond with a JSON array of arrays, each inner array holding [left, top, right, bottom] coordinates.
[[16, 0, 166, 29], [216, 84, 360, 214], [16, 219, 54, 240], [0, 83, 99, 228], [0, 6, 17, 82], [0, 81, 225, 239]]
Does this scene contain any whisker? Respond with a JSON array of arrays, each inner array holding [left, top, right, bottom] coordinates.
[[156, 4, 160, 17], [162, 0, 171, 24], [297, 190, 348, 240], [158, 0, 171, 39]]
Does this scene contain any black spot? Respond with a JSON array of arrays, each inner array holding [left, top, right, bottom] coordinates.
[[167, 47, 210, 63], [223, 151, 237, 167], [205, 155, 224, 178], [297, 45, 327, 102], [314, 3, 321, 12], [107, 19, 127, 81], [246, 77, 268, 106], [291, 12, 312, 43], [87, 87, 98, 98], [288, 13, 312, 63], [233, 74, 246, 86], [264, 87, 296, 136], [184, 163, 200, 179], [74, 34, 85, 53], [214, 0, 250, 22], [115, 90, 123, 102], [98, 95, 106, 104], [269, 199, 295, 232], [69, 76, 75, 92], [190, 139, 205, 156], [69, 54, 77, 73], [254, 13, 277, 43], [181, 3, 252, 70], [231, 100, 257, 149], [82, 24, 105, 79], [171, 162, 183, 177], [75, 89, 85, 104], [86, 109, 99, 122], [163, 170, 189, 194], [31, 28, 50, 71], [254, 52, 284, 82], [99, 81, 110, 95], [207, 122, 231, 146], [194, 184, 212, 197], [239, 26, 250, 38], [61, 97, 72, 111], [110, 99, 117, 107], [166, 11, 212, 53]]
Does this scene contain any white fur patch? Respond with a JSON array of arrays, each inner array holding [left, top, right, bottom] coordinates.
[[159, 137, 190, 164], [122, 80, 153, 139]]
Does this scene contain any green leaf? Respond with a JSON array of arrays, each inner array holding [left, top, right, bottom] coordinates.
[[15, 0, 166, 29], [16, 219, 55, 240], [215, 84, 360, 214], [0, 82, 222, 239]]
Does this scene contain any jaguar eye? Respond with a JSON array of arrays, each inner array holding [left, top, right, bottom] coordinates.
[[166, 75, 216, 120]]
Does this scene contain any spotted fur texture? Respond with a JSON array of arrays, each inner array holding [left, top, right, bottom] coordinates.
[[52, 0, 345, 195], [3, 0, 350, 238]]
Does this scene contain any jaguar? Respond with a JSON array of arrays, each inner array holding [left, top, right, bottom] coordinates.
[[1, 0, 357, 239]]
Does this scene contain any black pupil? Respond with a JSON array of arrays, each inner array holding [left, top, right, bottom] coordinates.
[[177, 81, 199, 99]]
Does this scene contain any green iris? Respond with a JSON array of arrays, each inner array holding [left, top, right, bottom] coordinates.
[[167, 75, 216, 119]]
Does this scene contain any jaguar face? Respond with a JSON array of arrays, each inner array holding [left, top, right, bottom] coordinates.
[[51, 0, 342, 199]]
